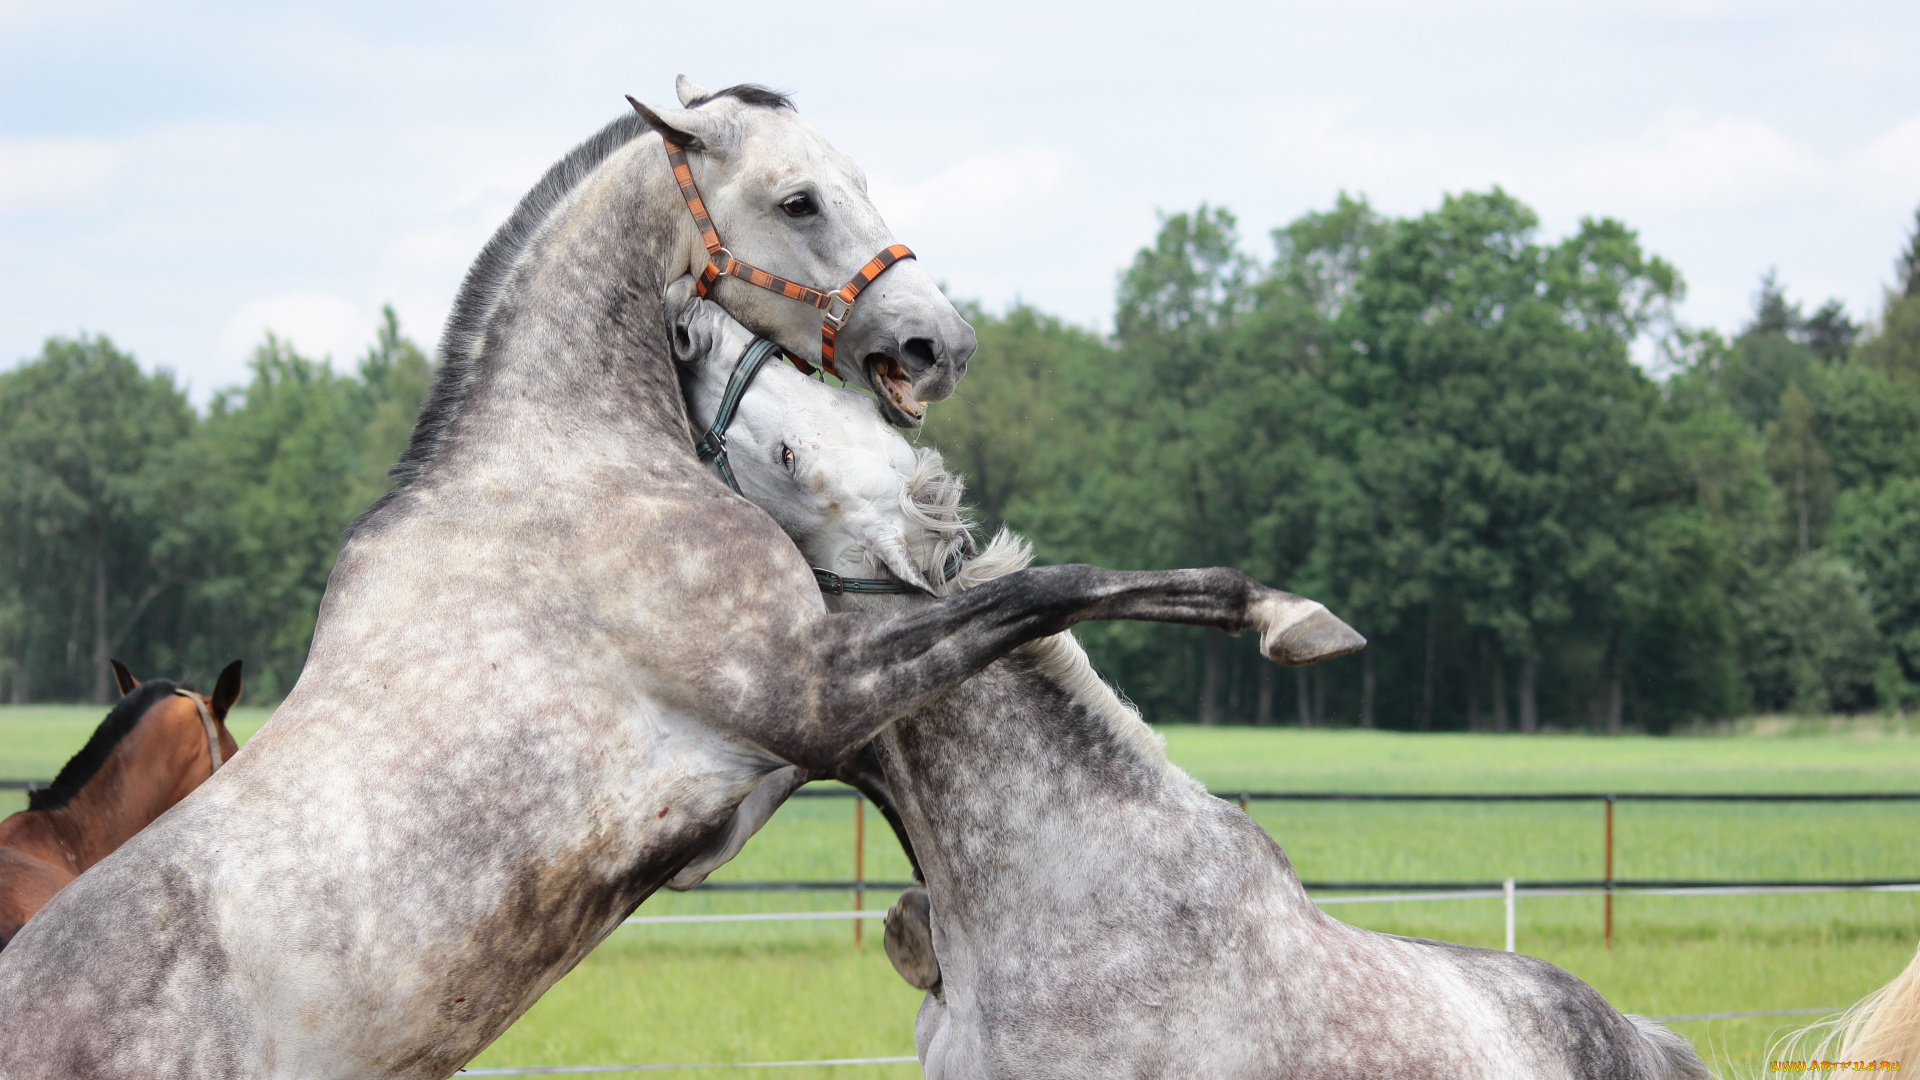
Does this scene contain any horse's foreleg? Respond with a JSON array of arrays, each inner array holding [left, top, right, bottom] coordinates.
[[828, 744, 921, 883], [744, 565, 1363, 770]]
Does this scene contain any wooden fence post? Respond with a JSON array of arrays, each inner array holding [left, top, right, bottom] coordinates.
[[853, 795, 866, 949], [1604, 794, 1615, 950]]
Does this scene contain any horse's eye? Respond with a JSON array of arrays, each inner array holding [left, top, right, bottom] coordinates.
[[780, 445, 795, 468], [781, 193, 817, 217]]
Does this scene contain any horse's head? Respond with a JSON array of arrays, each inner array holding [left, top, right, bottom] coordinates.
[[672, 296, 971, 593], [675, 300, 1366, 674], [631, 77, 976, 428], [112, 659, 242, 785]]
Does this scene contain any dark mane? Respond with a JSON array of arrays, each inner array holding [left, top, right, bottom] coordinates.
[[685, 84, 794, 111], [363, 112, 654, 520], [28, 680, 178, 811]]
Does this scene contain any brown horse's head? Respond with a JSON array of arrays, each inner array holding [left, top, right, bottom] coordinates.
[[1, 661, 246, 945], [111, 660, 243, 792]]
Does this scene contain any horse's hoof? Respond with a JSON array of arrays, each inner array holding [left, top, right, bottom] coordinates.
[[1254, 593, 1366, 666], [884, 886, 940, 991]]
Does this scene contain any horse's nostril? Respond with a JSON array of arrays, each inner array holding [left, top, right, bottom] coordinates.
[[901, 338, 938, 373]]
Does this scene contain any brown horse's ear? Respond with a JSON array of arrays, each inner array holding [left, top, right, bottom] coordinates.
[[110, 658, 139, 697], [210, 660, 243, 721]]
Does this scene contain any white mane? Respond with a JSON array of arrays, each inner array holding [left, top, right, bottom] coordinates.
[[902, 448, 1201, 791]]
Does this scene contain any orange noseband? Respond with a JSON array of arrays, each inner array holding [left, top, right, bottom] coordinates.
[[662, 138, 914, 380]]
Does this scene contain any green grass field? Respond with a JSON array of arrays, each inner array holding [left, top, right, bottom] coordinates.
[[5, 709, 1918, 1077]]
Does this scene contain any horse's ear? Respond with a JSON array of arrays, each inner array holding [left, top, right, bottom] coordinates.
[[210, 660, 243, 722], [110, 658, 139, 696], [675, 75, 712, 107], [871, 529, 936, 597], [626, 96, 726, 155]]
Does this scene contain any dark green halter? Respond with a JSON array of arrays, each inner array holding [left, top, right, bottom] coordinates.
[[694, 336, 784, 496], [695, 337, 946, 597]]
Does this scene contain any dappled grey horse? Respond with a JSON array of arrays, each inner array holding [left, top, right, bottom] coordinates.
[[0, 81, 1352, 1079], [673, 301, 1710, 1080]]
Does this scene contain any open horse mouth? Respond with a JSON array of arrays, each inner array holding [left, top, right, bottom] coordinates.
[[867, 354, 926, 425]]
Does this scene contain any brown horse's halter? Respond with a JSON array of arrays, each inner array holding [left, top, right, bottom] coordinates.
[[174, 690, 225, 774], [662, 139, 914, 380]]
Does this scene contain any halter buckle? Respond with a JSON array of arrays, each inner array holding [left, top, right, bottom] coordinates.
[[694, 427, 725, 462], [813, 568, 846, 595], [822, 292, 853, 332]]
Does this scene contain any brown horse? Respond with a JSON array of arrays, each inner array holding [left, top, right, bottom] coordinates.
[[0, 659, 241, 949]]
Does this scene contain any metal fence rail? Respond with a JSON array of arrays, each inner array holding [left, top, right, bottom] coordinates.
[[13, 777, 1920, 800], [788, 786, 1920, 802], [13, 777, 1918, 946], [686, 876, 1920, 893], [771, 785, 1920, 949]]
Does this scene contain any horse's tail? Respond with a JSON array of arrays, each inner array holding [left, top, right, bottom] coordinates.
[[1623, 1014, 1711, 1079], [1778, 940, 1920, 1071]]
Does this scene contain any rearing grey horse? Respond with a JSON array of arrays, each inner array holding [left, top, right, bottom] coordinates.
[[0, 83, 1353, 1079], [671, 301, 1709, 1080]]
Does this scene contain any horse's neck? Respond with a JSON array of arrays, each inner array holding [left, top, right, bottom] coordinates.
[[682, 348, 731, 425], [411, 140, 699, 499], [52, 708, 206, 870], [881, 641, 1198, 877]]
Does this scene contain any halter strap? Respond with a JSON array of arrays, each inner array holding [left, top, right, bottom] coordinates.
[[175, 690, 224, 774], [663, 139, 914, 380], [697, 337, 960, 598], [694, 336, 786, 495], [815, 550, 966, 596]]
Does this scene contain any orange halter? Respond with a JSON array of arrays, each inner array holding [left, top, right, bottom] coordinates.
[[661, 138, 913, 380]]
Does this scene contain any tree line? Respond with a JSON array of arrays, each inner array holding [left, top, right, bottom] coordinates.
[[3, 191, 1919, 730], [0, 310, 429, 703], [922, 191, 1920, 732]]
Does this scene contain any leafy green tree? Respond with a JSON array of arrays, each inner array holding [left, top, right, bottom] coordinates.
[[1010, 207, 1270, 724], [918, 304, 1102, 532], [1808, 361, 1920, 493], [1803, 300, 1859, 363], [157, 317, 431, 700], [1738, 554, 1882, 713], [353, 305, 434, 512], [1716, 273, 1820, 428], [0, 336, 193, 702], [157, 338, 369, 697], [1859, 208, 1920, 386], [1830, 477, 1920, 708], [1314, 190, 1684, 732], [1764, 382, 1835, 555]]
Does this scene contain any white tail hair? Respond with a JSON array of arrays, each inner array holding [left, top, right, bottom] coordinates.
[[1776, 941, 1920, 1073], [1625, 1015, 1711, 1079]]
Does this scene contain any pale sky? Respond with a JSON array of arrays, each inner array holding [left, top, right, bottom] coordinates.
[[3, 1, 1917, 402]]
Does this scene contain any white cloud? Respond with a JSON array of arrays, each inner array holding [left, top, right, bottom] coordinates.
[[1250, 104, 1825, 214], [1570, 112, 1820, 207], [868, 146, 1075, 239], [1859, 115, 1920, 189], [1823, 34, 1890, 72], [218, 293, 372, 369], [1255, 100, 1428, 177], [0, 137, 125, 209], [5, 0, 1919, 379]]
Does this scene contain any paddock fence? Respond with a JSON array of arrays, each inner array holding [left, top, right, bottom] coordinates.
[[10, 779, 1918, 932], [710, 786, 1920, 951]]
